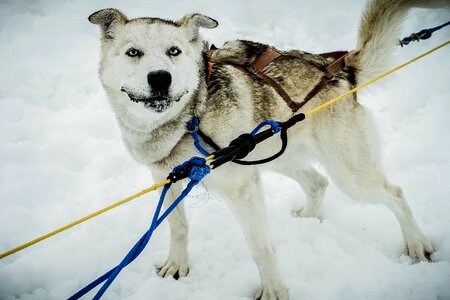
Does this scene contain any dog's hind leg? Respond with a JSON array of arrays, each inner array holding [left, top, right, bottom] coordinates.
[[378, 180, 434, 261], [209, 168, 288, 300], [314, 103, 434, 261], [274, 164, 328, 218], [152, 172, 190, 279]]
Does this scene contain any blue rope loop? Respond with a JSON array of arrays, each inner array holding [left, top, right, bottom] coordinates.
[[399, 20, 450, 47], [186, 116, 200, 132], [68, 157, 210, 300], [250, 119, 281, 135]]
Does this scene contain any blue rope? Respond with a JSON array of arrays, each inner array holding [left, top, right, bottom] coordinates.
[[186, 116, 211, 156], [68, 157, 210, 299], [399, 20, 450, 47], [187, 116, 280, 157], [250, 119, 280, 135]]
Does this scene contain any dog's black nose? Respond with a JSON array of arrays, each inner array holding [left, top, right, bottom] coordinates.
[[147, 70, 172, 94]]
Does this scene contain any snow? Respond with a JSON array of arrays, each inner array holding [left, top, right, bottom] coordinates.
[[0, 0, 449, 299]]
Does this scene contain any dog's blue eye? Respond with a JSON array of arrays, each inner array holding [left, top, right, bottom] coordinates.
[[126, 48, 142, 57], [167, 47, 181, 57]]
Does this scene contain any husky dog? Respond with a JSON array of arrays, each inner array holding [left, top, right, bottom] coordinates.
[[89, 0, 447, 298]]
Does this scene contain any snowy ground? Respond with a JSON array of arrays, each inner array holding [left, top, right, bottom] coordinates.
[[0, 0, 449, 299]]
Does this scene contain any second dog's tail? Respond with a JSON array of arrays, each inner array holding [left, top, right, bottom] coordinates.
[[345, 0, 449, 85]]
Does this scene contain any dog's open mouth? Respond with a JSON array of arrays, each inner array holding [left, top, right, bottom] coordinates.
[[130, 95, 171, 112], [121, 88, 181, 113]]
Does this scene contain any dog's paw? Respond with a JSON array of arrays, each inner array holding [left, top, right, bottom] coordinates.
[[291, 208, 319, 219], [405, 236, 435, 262], [255, 283, 289, 300], [156, 259, 189, 279]]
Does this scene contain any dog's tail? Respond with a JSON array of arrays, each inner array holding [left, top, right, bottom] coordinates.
[[345, 0, 449, 85]]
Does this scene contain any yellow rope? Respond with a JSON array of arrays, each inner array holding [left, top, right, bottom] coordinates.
[[304, 40, 449, 116], [0, 179, 171, 260], [0, 40, 447, 260]]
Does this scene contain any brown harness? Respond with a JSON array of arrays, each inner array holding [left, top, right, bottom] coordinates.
[[206, 47, 350, 112]]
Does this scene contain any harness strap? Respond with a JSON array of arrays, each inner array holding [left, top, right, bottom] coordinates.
[[320, 50, 350, 61], [206, 47, 349, 113], [251, 48, 282, 70], [324, 51, 348, 76], [249, 50, 302, 112], [304, 51, 350, 103]]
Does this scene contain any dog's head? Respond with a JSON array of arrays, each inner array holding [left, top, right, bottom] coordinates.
[[89, 9, 217, 117]]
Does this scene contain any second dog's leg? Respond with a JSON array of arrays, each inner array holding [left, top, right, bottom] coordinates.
[[211, 169, 288, 300]]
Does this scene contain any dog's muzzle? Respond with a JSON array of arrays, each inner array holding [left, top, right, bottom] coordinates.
[[120, 70, 179, 112], [120, 88, 183, 113]]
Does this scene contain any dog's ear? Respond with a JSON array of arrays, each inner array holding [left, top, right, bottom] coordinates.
[[88, 8, 128, 39], [178, 13, 218, 40]]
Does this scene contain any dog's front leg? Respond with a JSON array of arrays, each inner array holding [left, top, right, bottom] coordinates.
[[211, 169, 288, 300], [152, 170, 189, 279]]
